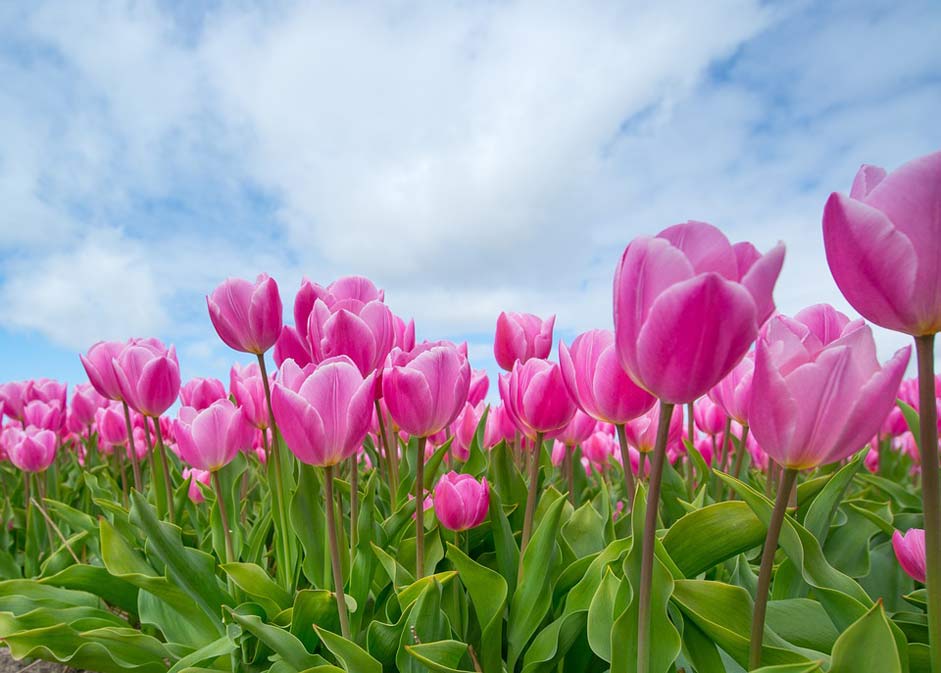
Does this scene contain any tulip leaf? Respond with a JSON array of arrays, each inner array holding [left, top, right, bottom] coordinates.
[[291, 463, 330, 588], [751, 664, 825, 673], [663, 500, 765, 577], [405, 640, 472, 672], [39, 563, 139, 616], [447, 543, 506, 673], [829, 601, 902, 673], [488, 487, 520, 598], [228, 607, 322, 671], [222, 562, 293, 618], [803, 456, 862, 544], [314, 624, 383, 673], [396, 579, 453, 673]]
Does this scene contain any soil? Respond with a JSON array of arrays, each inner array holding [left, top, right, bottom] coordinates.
[[0, 649, 81, 673]]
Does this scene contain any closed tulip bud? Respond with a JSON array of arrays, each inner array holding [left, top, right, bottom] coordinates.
[[614, 221, 785, 403], [693, 397, 727, 436], [24, 399, 65, 432], [484, 404, 515, 448], [382, 342, 470, 438], [113, 340, 181, 418], [179, 377, 228, 411], [749, 309, 910, 470], [307, 298, 395, 376], [208, 274, 283, 354], [183, 467, 211, 504], [433, 471, 489, 531], [893, 528, 927, 583], [95, 403, 128, 450], [624, 400, 683, 453], [582, 431, 616, 469], [504, 358, 576, 438], [824, 152, 941, 336], [28, 379, 67, 406], [272, 357, 375, 466], [864, 446, 880, 474], [708, 353, 754, 426], [174, 400, 254, 472], [559, 329, 656, 424], [80, 341, 127, 401], [9, 428, 57, 472], [551, 409, 596, 446], [467, 369, 490, 406], [71, 383, 105, 427], [494, 311, 555, 371]]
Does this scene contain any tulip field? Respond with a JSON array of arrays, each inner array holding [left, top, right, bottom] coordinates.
[[1, 151, 940, 673]]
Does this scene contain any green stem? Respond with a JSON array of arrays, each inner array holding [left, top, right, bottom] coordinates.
[[749, 466, 798, 670], [616, 424, 636, 509], [520, 431, 544, 558], [152, 420, 175, 524], [325, 464, 351, 638], [350, 454, 359, 551], [729, 424, 750, 500], [375, 400, 399, 504], [564, 448, 576, 506], [636, 402, 674, 673], [141, 417, 164, 519], [686, 402, 695, 447], [415, 435, 427, 579], [121, 401, 143, 491], [915, 334, 941, 673], [213, 471, 235, 564]]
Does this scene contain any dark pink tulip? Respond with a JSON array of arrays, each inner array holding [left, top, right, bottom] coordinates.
[[272, 357, 375, 466], [230, 364, 271, 429], [694, 436, 714, 467], [823, 152, 941, 336], [450, 401, 486, 461], [71, 383, 105, 428], [95, 403, 128, 450], [551, 409, 596, 446], [494, 311, 555, 372], [23, 400, 64, 433], [893, 528, 927, 583], [208, 274, 283, 354], [433, 471, 489, 531], [693, 396, 727, 436], [551, 440, 567, 467], [559, 329, 656, 424], [467, 369, 490, 406], [81, 341, 128, 401], [183, 467, 211, 504], [382, 342, 470, 438], [749, 310, 910, 470], [274, 326, 312, 369], [27, 379, 67, 406], [485, 404, 516, 448], [864, 446, 880, 474], [307, 298, 395, 376], [582, 430, 617, 470], [113, 340, 181, 418], [294, 276, 384, 343], [504, 358, 577, 438], [174, 400, 254, 472], [9, 428, 57, 472], [614, 221, 785, 404], [708, 352, 754, 426], [0, 381, 30, 421], [393, 315, 416, 352], [624, 400, 683, 453], [179, 377, 227, 412]]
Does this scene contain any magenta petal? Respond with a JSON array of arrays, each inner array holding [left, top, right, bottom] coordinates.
[[740, 242, 785, 325], [850, 164, 887, 199], [748, 339, 798, 468], [893, 529, 927, 583], [271, 385, 327, 465], [657, 221, 738, 279]]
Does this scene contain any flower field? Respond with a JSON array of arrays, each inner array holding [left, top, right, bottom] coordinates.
[[0, 151, 939, 673]]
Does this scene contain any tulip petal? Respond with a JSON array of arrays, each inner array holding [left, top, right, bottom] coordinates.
[[658, 221, 738, 278], [740, 242, 785, 325], [749, 339, 798, 467]]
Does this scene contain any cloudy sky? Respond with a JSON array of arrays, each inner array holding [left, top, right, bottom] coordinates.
[[1, 0, 939, 390]]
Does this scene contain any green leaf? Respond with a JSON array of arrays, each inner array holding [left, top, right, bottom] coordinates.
[[751, 664, 825, 673], [447, 543, 506, 673], [663, 501, 765, 577], [291, 463, 330, 588], [488, 487, 520, 599], [829, 601, 902, 673], [766, 598, 839, 654], [39, 564, 139, 616], [222, 562, 293, 619], [562, 502, 606, 558], [314, 624, 383, 673], [291, 589, 340, 654], [803, 457, 862, 544], [587, 567, 628, 663], [405, 640, 472, 672], [167, 632, 238, 673], [397, 579, 452, 673], [228, 608, 321, 672]]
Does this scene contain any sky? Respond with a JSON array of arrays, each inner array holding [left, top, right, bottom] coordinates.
[[0, 0, 939, 393]]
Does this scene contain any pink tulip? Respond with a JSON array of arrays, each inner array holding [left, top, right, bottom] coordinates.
[[80, 341, 128, 401], [27, 379, 67, 407], [183, 467, 211, 504], [614, 221, 785, 404], [207, 274, 283, 354], [551, 409, 596, 447], [230, 364, 271, 429], [23, 400, 64, 432], [582, 431, 617, 469], [503, 358, 577, 439], [307, 298, 395, 376], [484, 404, 516, 448], [864, 447, 880, 474], [382, 342, 470, 438], [708, 352, 754, 426], [274, 325, 312, 369], [293, 276, 385, 343], [95, 403, 128, 450], [823, 152, 941, 336], [450, 402, 486, 461], [113, 340, 181, 418], [0, 381, 30, 422], [174, 400, 254, 472], [749, 309, 910, 470], [893, 528, 927, 583], [8, 428, 57, 472], [71, 383, 105, 428], [494, 312, 555, 371], [180, 377, 228, 411], [693, 436, 714, 467], [272, 357, 375, 466], [693, 396, 727, 436], [467, 369, 490, 406], [560, 329, 657, 424], [433, 472, 489, 531], [624, 400, 683, 453], [393, 315, 416, 352]]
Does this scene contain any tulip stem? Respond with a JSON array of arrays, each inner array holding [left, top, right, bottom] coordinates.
[[116, 447, 129, 506], [141, 418, 165, 520], [616, 424, 636, 510], [121, 401, 143, 492], [213, 471, 235, 565], [564, 449, 576, 506], [520, 432, 544, 561], [749, 466, 797, 670], [375, 400, 398, 504], [257, 353, 292, 590], [729, 425, 750, 500], [636, 402, 674, 673], [915, 334, 941, 673], [152, 421, 175, 524], [686, 402, 694, 448], [415, 435, 427, 579], [350, 455, 359, 551], [324, 464, 351, 638]]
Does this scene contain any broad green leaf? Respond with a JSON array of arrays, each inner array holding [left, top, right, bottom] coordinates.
[[829, 602, 902, 673], [663, 501, 765, 577], [447, 543, 507, 673], [405, 640, 471, 672], [766, 598, 839, 654], [314, 624, 382, 673], [39, 564, 139, 616], [227, 608, 321, 672], [396, 580, 452, 673], [222, 562, 293, 618]]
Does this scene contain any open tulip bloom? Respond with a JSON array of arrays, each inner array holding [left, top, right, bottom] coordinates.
[[5, 150, 941, 673]]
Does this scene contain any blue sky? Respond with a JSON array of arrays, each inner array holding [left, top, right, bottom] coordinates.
[[1, 0, 940, 392]]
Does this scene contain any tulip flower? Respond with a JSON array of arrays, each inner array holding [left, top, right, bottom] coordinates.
[[614, 221, 784, 673], [271, 355, 375, 638], [824, 152, 941, 671], [306, 298, 395, 377], [493, 311, 555, 371], [230, 364, 272, 431], [467, 369, 490, 406], [179, 377, 228, 411], [207, 275, 283, 355], [0, 381, 30, 423], [70, 383, 105, 430], [174, 400, 254, 473], [450, 401, 486, 461], [23, 400, 64, 433], [746, 309, 910, 669], [273, 325, 312, 369], [433, 472, 489, 532], [393, 314, 416, 352], [293, 275, 385, 343], [8, 428, 56, 473], [183, 467, 211, 504], [382, 341, 470, 578], [893, 528, 927, 584]]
